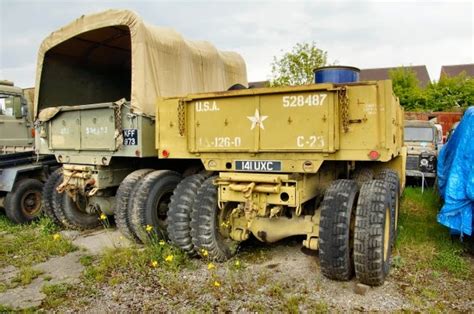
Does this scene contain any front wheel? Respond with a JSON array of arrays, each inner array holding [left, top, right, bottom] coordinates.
[[5, 178, 43, 224]]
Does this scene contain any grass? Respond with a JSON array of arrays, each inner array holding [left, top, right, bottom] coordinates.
[[0, 215, 77, 268], [392, 186, 473, 309], [41, 283, 74, 309], [83, 238, 190, 286], [11, 267, 43, 286], [394, 187, 471, 278]]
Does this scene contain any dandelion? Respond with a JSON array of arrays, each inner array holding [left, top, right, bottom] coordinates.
[[52, 233, 60, 241], [201, 249, 209, 257], [165, 255, 174, 263], [207, 262, 216, 270], [159, 240, 165, 246], [99, 213, 107, 221], [213, 281, 221, 287], [235, 260, 241, 267], [145, 225, 153, 232], [151, 260, 158, 268]]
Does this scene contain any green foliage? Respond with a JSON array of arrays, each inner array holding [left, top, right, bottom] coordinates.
[[389, 67, 426, 110], [270, 42, 327, 87], [425, 72, 474, 111], [390, 68, 474, 111]]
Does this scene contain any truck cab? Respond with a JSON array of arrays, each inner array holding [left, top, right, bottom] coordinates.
[[0, 80, 34, 153], [404, 120, 439, 179]]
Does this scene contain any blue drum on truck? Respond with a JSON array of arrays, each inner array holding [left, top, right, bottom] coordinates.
[[314, 66, 360, 84]]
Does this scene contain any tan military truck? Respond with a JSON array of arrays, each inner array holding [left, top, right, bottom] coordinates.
[[35, 10, 247, 232], [156, 76, 406, 286], [0, 81, 57, 223]]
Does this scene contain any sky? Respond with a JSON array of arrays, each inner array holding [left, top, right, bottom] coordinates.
[[0, 0, 473, 88]]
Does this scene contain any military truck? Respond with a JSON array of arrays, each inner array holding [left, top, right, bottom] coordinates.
[[35, 10, 247, 230], [404, 120, 439, 181], [0, 80, 57, 223], [153, 68, 406, 286]]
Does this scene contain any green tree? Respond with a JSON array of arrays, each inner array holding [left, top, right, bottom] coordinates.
[[425, 72, 474, 111], [269, 42, 328, 87], [389, 67, 426, 110]]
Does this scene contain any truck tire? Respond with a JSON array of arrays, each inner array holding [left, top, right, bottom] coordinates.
[[190, 177, 238, 261], [41, 168, 64, 226], [115, 169, 154, 241], [167, 173, 206, 255], [130, 170, 182, 243], [352, 168, 374, 188], [354, 180, 393, 286], [375, 169, 400, 246], [53, 193, 101, 230], [319, 179, 359, 281], [5, 178, 43, 224]]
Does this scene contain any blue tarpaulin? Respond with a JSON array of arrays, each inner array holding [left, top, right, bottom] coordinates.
[[437, 107, 474, 236]]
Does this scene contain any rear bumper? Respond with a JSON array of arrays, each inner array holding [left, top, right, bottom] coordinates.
[[406, 170, 436, 178]]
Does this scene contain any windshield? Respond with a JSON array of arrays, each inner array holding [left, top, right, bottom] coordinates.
[[0, 94, 12, 116], [404, 127, 434, 142]]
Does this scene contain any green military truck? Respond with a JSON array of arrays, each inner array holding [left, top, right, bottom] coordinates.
[[155, 73, 406, 286], [404, 120, 439, 183], [0, 80, 57, 223], [35, 10, 248, 230]]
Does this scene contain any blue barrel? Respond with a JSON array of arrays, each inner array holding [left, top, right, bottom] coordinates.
[[314, 66, 360, 84]]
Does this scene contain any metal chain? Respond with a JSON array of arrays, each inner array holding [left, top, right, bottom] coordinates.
[[178, 100, 185, 136], [113, 99, 125, 150], [338, 87, 350, 133]]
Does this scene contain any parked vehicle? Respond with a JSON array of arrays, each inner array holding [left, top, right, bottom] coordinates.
[[0, 80, 57, 223], [404, 120, 439, 181], [158, 67, 406, 286], [35, 10, 247, 230]]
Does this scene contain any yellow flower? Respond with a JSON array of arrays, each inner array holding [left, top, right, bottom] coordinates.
[[201, 249, 209, 257], [151, 260, 158, 268], [235, 260, 241, 267], [159, 240, 165, 246], [145, 225, 153, 232], [52, 233, 60, 241], [165, 255, 174, 262], [207, 262, 216, 270], [99, 213, 107, 221], [213, 281, 221, 287]]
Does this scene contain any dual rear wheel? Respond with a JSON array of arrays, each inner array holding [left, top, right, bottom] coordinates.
[[320, 169, 400, 286]]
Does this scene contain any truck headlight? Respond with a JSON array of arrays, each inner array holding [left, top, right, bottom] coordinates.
[[419, 153, 436, 173]]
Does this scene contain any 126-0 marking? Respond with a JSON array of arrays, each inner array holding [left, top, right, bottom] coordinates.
[[199, 137, 242, 148]]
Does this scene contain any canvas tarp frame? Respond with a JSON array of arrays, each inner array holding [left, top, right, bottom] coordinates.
[[34, 9, 248, 117]]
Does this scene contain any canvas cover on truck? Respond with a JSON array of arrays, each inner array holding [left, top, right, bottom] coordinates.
[[34, 9, 247, 118]]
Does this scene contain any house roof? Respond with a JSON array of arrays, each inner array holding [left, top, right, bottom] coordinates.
[[360, 65, 431, 87], [440, 64, 474, 78]]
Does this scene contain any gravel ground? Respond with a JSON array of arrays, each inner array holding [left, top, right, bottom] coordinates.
[[54, 238, 459, 312]]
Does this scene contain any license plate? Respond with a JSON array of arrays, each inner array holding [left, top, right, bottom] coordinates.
[[235, 160, 281, 172], [123, 129, 138, 146]]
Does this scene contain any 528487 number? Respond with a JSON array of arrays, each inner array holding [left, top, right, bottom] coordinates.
[[282, 94, 327, 108]]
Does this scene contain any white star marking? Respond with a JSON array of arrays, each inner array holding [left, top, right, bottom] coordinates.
[[247, 109, 268, 130]]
